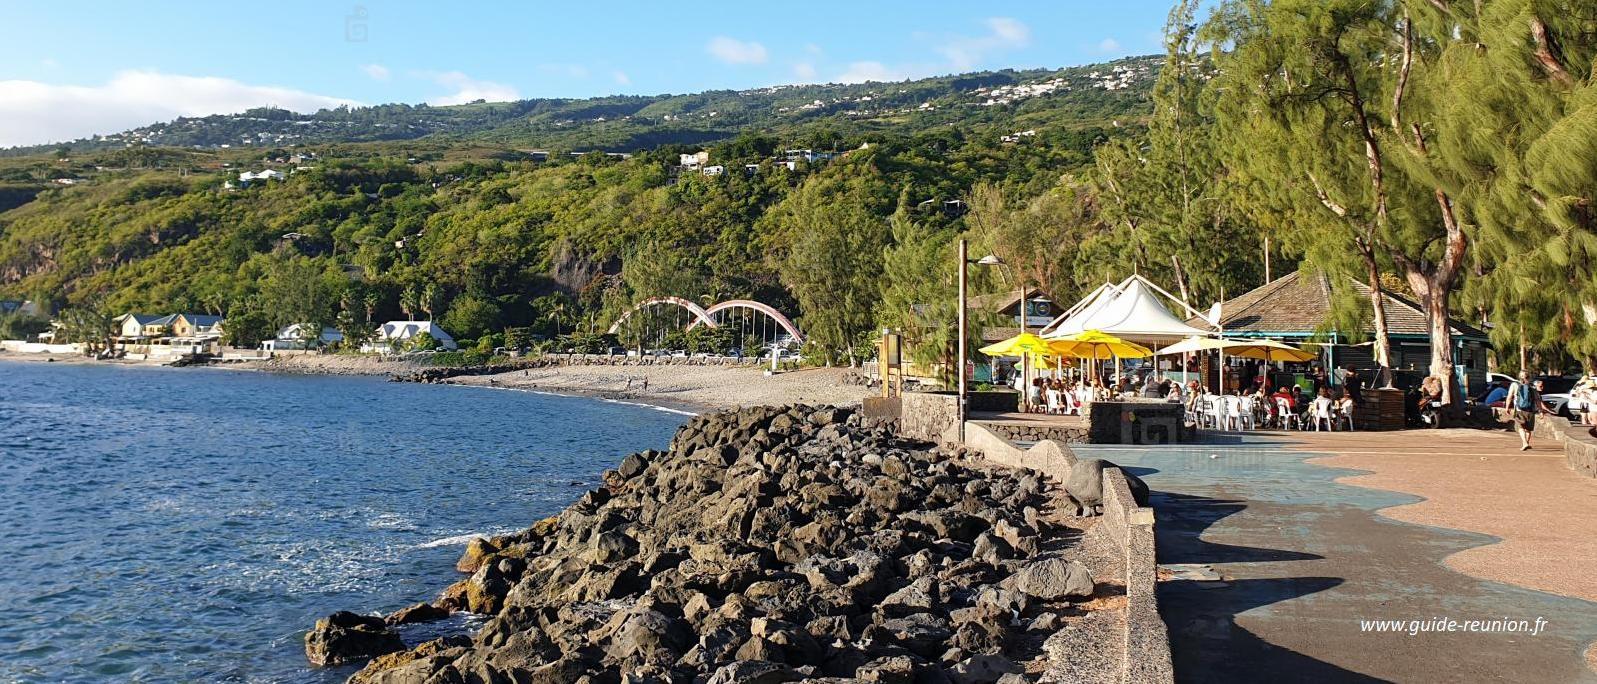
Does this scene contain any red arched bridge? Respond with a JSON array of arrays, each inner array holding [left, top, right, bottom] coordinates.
[[607, 296, 804, 345]]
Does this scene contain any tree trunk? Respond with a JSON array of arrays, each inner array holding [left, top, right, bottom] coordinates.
[[1405, 271, 1460, 410], [1362, 251, 1395, 387]]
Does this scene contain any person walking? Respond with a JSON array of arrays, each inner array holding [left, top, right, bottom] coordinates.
[[1507, 371, 1540, 451]]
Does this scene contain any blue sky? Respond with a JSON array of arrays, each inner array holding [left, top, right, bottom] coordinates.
[[0, 2, 1179, 147]]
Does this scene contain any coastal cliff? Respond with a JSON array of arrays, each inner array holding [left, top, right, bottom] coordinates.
[[310, 404, 1123, 683]]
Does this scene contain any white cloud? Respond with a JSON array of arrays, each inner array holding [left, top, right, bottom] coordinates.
[[938, 17, 1032, 71], [792, 62, 818, 81], [836, 61, 909, 84], [360, 63, 391, 81], [830, 17, 1030, 85], [1098, 38, 1123, 53], [612, 70, 632, 86], [706, 36, 768, 65], [0, 71, 357, 148], [426, 71, 519, 105]]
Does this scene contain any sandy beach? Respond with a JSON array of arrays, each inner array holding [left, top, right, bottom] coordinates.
[[1, 349, 875, 413], [446, 363, 874, 412]]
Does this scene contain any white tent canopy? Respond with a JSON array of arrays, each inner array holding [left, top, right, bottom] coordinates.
[[1041, 275, 1216, 343], [1038, 281, 1121, 337]]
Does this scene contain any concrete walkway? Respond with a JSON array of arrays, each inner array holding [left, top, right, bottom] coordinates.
[[1075, 431, 1597, 683]]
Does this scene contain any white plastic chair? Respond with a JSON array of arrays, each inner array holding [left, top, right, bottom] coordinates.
[[1237, 395, 1256, 430], [1336, 401, 1356, 431], [1310, 398, 1334, 431], [1046, 389, 1062, 415], [1275, 398, 1300, 430], [1211, 396, 1231, 431]]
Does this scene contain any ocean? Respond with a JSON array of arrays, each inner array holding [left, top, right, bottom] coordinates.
[[0, 360, 686, 682]]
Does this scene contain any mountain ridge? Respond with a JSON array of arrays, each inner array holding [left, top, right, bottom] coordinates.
[[2, 55, 1160, 156]]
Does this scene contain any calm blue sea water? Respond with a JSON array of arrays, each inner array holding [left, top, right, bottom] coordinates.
[[0, 361, 685, 683]]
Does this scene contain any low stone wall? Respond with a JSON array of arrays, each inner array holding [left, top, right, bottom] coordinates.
[[899, 391, 962, 446], [1098, 466, 1170, 684], [1533, 415, 1597, 479], [1085, 401, 1187, 445], [963, 422, 1174, 684], [978, 420, 1092, 445]]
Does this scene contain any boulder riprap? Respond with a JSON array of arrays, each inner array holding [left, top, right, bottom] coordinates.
[[335, 404, 1105, 682], [304, 611, 405, 666], [1062, 457, 1150, 517]]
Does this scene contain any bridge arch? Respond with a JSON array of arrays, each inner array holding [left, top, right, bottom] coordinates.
[[606, 296, 717, 335], [690, 299, 805, 344]]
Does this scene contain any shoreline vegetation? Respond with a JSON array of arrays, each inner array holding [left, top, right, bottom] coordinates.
[[0, 349, 876, 415]]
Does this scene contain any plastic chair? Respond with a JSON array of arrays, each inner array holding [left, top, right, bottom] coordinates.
[[1275, 398, 1300, 430], [1211, 396, 1232, 431], [1310, 398, 1334, 431], [1046, 390, 1062, 415], [1336, 402, 1356, 431], [1237, 396, 1256, 430]]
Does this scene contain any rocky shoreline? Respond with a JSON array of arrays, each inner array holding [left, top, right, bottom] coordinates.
[[306, 404, 1146, 683]]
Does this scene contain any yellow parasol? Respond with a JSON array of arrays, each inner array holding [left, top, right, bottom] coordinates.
[[1048, 330, 1154, 359], [978, 332, 1054, 357], [1225, 339, 1318, 363]]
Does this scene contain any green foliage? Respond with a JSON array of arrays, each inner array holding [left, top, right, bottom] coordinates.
[[440, 291, 503, 340], [407, 331, 439, 351], [0, 313, 50, 340], [223, 302, 273, 348]]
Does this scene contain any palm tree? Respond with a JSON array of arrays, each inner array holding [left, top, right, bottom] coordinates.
[[546, 300, 569, 337], [421, 283, 440, 321], [400, 286, 420, 320]]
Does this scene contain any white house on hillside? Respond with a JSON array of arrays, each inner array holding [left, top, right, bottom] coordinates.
[[364, 321, 457, 353], [262, 324, 343, 350], [239, 169, 286, 184]]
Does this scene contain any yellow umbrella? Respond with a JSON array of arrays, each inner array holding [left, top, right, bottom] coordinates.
[[1154, 335, 1245, 356], [1028, 352, 1064, 371], [978, 332, 1053, 357], [1049, 330, 1154, 359], [1226, 339, 1318, 363]]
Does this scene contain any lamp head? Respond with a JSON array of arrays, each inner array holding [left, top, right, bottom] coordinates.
[[976, 254, 1004, 266]]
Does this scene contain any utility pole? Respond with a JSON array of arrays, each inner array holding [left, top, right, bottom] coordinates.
[[956, 239, 968, 440]]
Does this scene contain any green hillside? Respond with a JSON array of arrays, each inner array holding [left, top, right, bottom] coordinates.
[[2, 57, 1158, 156]]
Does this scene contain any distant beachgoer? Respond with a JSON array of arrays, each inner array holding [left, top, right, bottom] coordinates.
[[1507, 372, 1540, 450]]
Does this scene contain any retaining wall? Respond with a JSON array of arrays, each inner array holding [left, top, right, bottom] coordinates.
[[898, 392, 962, 446], [963, 421, 1174, 684], [1532, 415, 1597, 479], [0, 341, 81, 354]]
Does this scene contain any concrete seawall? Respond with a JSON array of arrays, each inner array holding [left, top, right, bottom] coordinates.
[[1532, 415, 1597, 478], [964, 421, 1174, 684]]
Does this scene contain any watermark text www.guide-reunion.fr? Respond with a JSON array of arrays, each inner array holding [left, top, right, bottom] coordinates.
[[1360, 617, 1549, 636]]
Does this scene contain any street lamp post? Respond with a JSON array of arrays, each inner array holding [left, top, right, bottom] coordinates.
[[957, 242, 1009, 438], [957, 240, 968, 439]]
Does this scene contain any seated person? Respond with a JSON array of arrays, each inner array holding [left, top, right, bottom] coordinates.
[[1481, 382, 1509, 407]]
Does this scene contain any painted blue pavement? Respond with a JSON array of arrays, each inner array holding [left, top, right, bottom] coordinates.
[[1075, 436, 1597, 683]]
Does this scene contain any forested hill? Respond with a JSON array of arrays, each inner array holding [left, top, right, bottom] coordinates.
[[3, 57, 1158, 155], [0, 53, 1200, 363]]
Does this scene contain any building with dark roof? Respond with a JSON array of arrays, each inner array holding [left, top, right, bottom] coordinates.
[[1193, 271, 1490, 388]]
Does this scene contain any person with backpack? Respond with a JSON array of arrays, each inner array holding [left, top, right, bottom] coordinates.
[[1507, 371, 1541, 451]]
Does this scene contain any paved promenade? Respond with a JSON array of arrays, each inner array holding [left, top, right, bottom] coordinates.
[[1075, 428, 1597, 683]]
